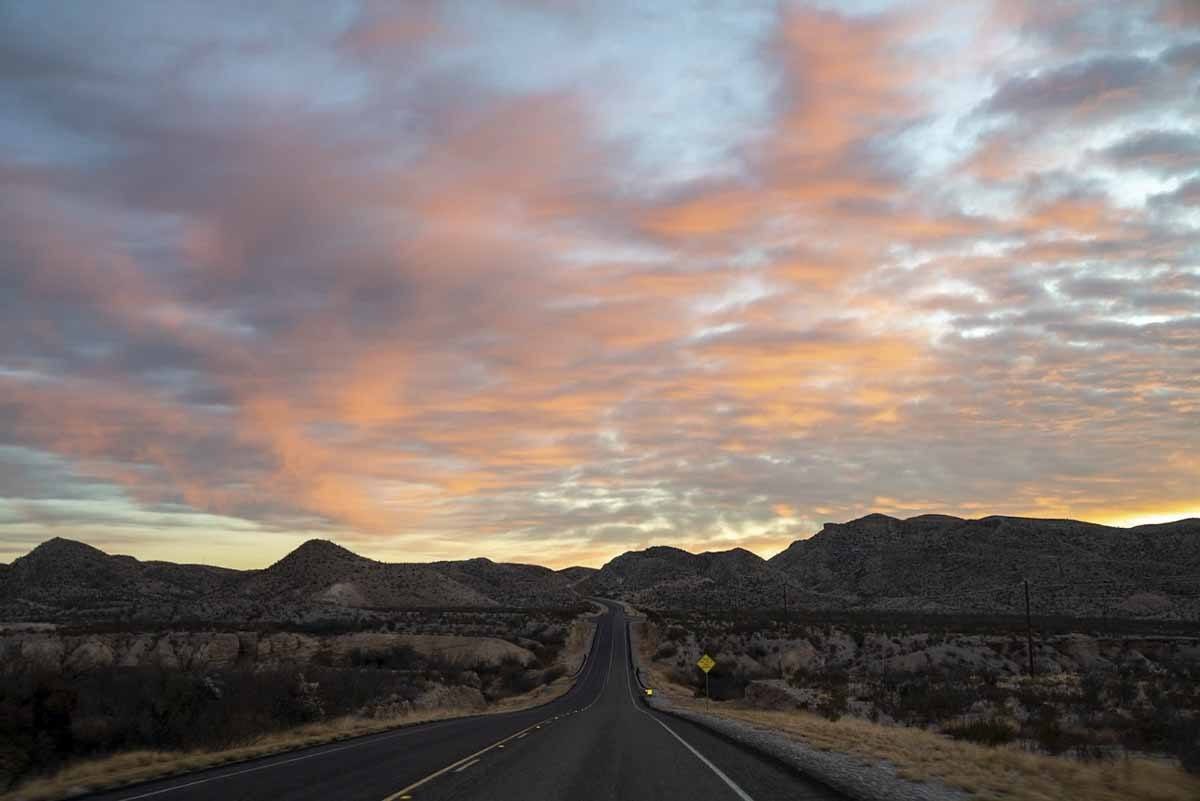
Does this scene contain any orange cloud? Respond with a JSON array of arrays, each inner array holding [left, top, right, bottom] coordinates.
[[1, 0, 1195, 571]]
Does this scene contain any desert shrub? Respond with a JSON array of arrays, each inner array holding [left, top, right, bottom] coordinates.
[[653, 642, 678, 661], [818, 682, 849, 721], [488, 657, 541, 697], [883, 672, 975, 725], [944, 718, 1016, 746], [667, 666, 700, 690], [348, 644, 420, 670], [0, 665, 426, 790], [1080, 671, 1105, 706], [665, 626, 688, 643], [1181, 736, 1200, 775], [531, 641, 564, 667], [1028, 704, 1089, 756], [1146, 711, 1200, 774], [1114, 671, 1139, 706]]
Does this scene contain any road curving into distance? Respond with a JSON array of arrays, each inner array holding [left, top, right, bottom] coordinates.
[[83, 601, 844, 801]]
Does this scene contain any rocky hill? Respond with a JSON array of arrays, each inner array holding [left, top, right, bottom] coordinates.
[[591, 546, 823, 611], [5, 514, 1197, 622], [557, 566, 598, 586], [258, 541, 496, 605], [430, 558, 578, 608], [0, 538, 238, 620], [589, 514, 1200, 619], [769, 514, 1200, 619], [0, 538, 584, 623]]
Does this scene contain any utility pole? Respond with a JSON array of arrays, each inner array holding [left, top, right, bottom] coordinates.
[[1024, 579, 1035, 677]]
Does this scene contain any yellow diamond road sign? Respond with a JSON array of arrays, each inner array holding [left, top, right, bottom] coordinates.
[[697, 654, 716, 673]]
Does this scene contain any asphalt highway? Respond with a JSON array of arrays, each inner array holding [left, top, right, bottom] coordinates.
[[86, 602, 844, 801]]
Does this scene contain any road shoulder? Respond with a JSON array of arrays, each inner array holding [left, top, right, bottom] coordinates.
[[629, 621, 966, 801]]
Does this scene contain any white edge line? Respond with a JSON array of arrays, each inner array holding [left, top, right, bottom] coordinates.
[[380, 609, 617, 801], [623, 619, 757, 801], [453, 758, 481, 773], [111, 720, 462, 801], [119, 610, 617, 801]]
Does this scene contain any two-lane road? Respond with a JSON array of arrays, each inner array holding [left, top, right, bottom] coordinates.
[[85, 603, 843, 801]]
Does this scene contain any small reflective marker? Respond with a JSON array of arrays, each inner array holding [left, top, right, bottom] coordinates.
[[645, 688, 654, 696]]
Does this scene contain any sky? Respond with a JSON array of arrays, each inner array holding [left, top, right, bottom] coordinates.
[[1, 0, 1198, 569]]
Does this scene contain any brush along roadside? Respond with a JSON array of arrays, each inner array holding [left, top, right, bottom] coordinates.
[[4, 622, 598, 801], [631, 620, 1200, 801]]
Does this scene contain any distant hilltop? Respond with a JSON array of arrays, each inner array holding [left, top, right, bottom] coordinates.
[[2, 513, 1198, 623], [586, 514, 1200, 619], [0, 536, 581, 625]]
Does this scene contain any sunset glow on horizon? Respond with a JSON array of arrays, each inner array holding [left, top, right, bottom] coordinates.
[[1, 1, 1197, 570]]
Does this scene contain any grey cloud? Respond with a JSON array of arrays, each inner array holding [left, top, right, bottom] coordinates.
[[1096, 130, 1200, 175], [1150, 177, 1200, 208], [1057, 274, 1200, 312], [983, 56, 1160, 116], [1, 2, 1199, 565], [1163, 40, 1200, 71]]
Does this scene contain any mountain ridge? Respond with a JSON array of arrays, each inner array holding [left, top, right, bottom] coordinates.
[[765, 513, 1200, 618], [0, 537, 580, 622], [3, 513, 1198, 621]]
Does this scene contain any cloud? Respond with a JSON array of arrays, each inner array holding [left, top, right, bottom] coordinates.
[[0, 1, 1197, 567], [1149, 177, 1200, 208], [1095, 130, 1200, 175], [1158, 0, 1200, 27], [983, 56, 1162, 118]]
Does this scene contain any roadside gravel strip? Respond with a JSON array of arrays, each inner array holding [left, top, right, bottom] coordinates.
[[644, 694, 967, 801], [629, 627, 966, 801]]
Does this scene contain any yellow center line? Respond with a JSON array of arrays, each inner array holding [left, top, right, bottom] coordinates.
[[378, 614, 614, 801], [378, 717, 541, 801]]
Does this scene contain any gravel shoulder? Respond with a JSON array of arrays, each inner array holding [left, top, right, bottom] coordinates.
[[626, 616, 965, 801], [646, 691, 966, 801]]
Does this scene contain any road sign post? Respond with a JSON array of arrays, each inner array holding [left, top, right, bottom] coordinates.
[[697, 653, 715, 709]]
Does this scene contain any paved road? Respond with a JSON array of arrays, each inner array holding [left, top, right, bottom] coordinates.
[[87, 602, 843, 801]]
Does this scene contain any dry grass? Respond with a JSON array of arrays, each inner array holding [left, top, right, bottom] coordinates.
[[633, 622, 1200, 801], [690, 704, 1199, 801], [2, 709, 464, 801], [3, 646, 590, 801], [3, 616, 600, 801]]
